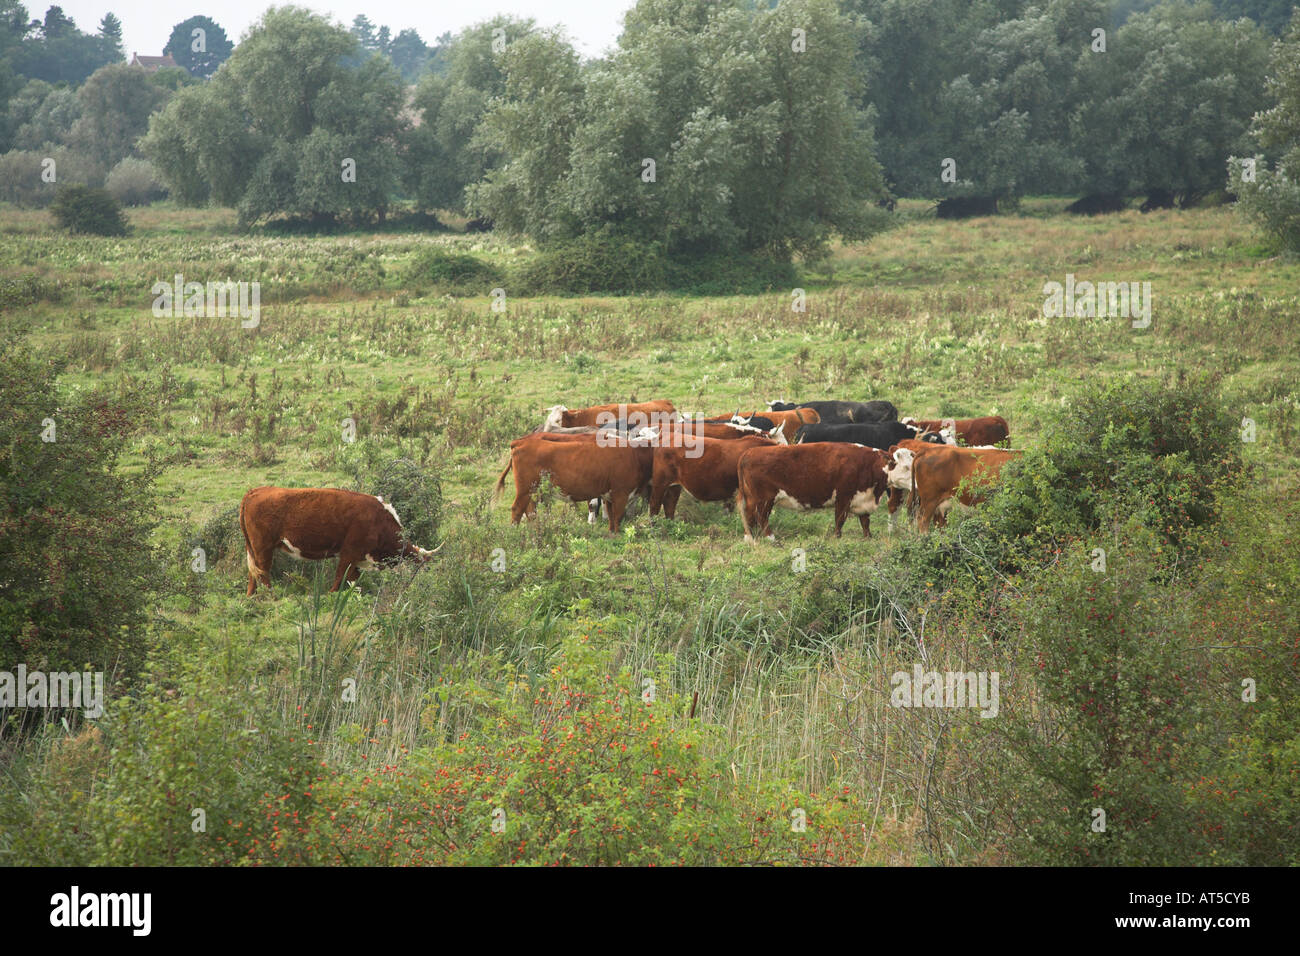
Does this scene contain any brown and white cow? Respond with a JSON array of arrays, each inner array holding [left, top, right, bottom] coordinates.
[[901, 415, 1010, 447], [494, 432, 655, 532], [239, 487, 437, 595], [543, 400, 677, 431], [907, 445, 1023, 532], [882, 438, 951, 526], [648, 433, 776, 518], [735, 442, 889, 542]]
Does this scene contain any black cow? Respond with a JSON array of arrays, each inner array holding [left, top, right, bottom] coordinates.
[[794, 420, 943, 449], [767, 400, 898, 425]]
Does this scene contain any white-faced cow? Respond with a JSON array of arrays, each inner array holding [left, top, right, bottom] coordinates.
[[543, 400, 677, 431], [239, 487, 437, 595], [735, 443, 889, 542], [904, 445, 1024, 532]]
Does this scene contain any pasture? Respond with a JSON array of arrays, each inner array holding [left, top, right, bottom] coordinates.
[[3, 199, 1298, 865]]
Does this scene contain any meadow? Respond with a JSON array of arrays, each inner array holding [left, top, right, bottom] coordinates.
[[2, 198, 1298, 865]]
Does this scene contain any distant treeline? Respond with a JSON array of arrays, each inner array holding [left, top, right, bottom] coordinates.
[[2, 1, 1298, 255]]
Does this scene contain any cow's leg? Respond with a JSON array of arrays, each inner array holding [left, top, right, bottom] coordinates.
[[249, 545, 275, 594], [760, 498, 777, 541], [859, 513, 872, 538], [918, 497, 938, 534], [607, 491, 630, 533], [648, 479, 666, 518], [663, 485, 683, 520], [511, 471, 535, 524], [331, 552, 363, 592], [833, 500, 850, 538], [588, 498, 601, 524], [934, 496, 952, 529], [740, 492, 758, 544]]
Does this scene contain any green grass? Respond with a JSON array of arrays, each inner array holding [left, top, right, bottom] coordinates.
[[3, 199, 1298, 865]]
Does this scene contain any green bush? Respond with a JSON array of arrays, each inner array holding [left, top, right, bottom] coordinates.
[[0, 661, 316, 865], [664, 251, 798, 295], [513, 236, 669, 295], [0, 337, 164, 690], [405, 247, 504, 292], [988, 530, 1210, 865], [366, 456, 444, 552], [49, 184, 128, 236], [104, 157, 168, 206], [1229, 157, 1300, 254], [0, 275, 64, 310], [0, 148, 106, 208], [511, 236, 798, 295]]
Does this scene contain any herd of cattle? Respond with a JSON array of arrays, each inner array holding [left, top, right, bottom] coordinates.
[[494, 398, 1019, 542], [237, 398, 1017, 594]]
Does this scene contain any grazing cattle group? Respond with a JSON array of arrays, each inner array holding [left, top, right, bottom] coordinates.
[[235, 395, 1018, 595], [493, 397, 1018, 543]]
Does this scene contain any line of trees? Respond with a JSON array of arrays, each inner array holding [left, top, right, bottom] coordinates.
[[2, 1, 1299, 254]]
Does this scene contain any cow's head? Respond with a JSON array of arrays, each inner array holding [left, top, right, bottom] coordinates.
[[768, 424, 788, 445], [766, 399, 792, 411], [884, 447, 916, 491], [901, 416, 916, 427], [940, 419, 958, 445], [628, 425, 660, 445], [543, 405, 568, 431]]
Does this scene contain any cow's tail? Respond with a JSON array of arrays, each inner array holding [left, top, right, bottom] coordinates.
[[238, 493, 260, 580], [238, 494, 251, 555], [492, 452, 514, 503]]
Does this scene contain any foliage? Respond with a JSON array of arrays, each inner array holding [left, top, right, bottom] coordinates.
[[0, 654, 317, 865], [71, 64, 172, 170], [1072, 3, 1269, 203], [0, 146, 103, 206], [49, 183, 127, 235], [3, 2, 121, 86], [404, 16, 537, 215], [0, 336, 163, 687], [249, 635, 867, 865], [470, 0, 884, 259], [164, 15, 234, 80], [405, 246, 504, 292], [1229, 10, 1300, 252], [142, 7, 407, 225], [104, 156, 167, 205]]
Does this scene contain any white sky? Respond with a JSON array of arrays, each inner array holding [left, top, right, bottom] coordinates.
[[48, 1, 634, 62]]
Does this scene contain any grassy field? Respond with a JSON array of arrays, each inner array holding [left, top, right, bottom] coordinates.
[[3, 198, 1298, 865]]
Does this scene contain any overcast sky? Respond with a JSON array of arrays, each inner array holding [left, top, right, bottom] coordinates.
[[52, 1, 634, 62]]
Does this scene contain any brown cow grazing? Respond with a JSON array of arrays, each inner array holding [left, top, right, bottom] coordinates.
[[495, 433, 655, 532], [735, 443, 889, 542], [239, 487, 437, 595], [648, 434, 775, 518], [908, 446, 1023, 532], [901, 415, 1010, 447], [543, 400, 677, 430]]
